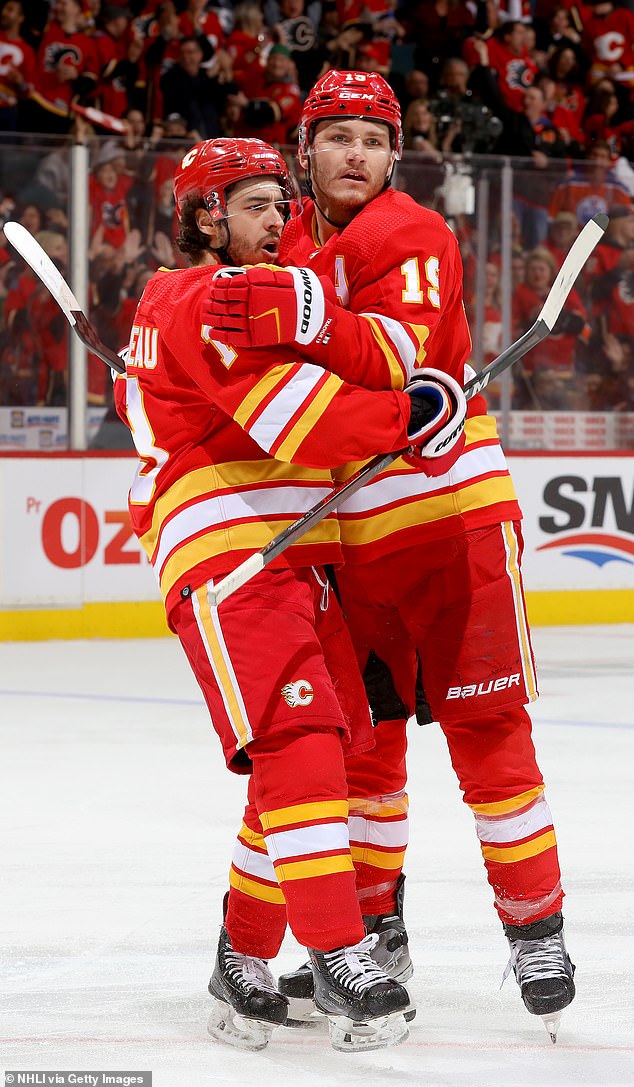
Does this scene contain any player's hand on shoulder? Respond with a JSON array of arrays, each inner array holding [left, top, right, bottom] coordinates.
[[202, 264, 336, 348], [402, 368, 467, 475]]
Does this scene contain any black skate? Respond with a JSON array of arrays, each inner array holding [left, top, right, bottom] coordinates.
[[503, 911, 576, 1042], [279, 874, 416, 1026], [207, 925, 288, 1051], [308, 933, 410, 1052]]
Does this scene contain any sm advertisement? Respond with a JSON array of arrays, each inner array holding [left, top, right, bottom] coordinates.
[[0, 453, 633, 637]]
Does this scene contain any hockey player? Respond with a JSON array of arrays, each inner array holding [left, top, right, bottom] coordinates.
[[205, 72, 577, 1042], [114, 136, 467, 1052]]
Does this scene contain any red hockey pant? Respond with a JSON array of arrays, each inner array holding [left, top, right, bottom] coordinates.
[[173, 566, 368, 956], [337, 522, 564, 926]]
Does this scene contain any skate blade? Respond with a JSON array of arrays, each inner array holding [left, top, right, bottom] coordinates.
[[541, 1010, 562, 1044], [284, 996, 327, 1030], [326, 1011, 409, 1053], [207, 995, 277, 1051]]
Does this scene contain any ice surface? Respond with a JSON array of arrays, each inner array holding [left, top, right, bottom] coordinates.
[[1, 627, 633, 1086]]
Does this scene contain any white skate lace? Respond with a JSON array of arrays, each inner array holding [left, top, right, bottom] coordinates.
[[224, 950, 279, 995], [502, 933, 570, 988], [324, 933, 392, 993]]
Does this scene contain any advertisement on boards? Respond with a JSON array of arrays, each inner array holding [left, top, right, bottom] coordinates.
[[510, 455, 634, 591], [0, 456, 158, 607], [0, 454, 633, 609]]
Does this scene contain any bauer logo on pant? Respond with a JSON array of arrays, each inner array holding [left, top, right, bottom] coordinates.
[[281, 680, 314, 707]]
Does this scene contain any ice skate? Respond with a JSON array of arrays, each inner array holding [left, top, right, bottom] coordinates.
[[280, 874, 416, 1026], [277, 959, 327, 1029], [502, 911, 575, 1043], [363, 874, 414, 985], [207, 925, 288, 1051], [308, 932, 410, 1052]]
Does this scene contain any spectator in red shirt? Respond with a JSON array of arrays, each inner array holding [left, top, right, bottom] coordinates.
[[226, 1, 272, 100], [583, 0, 634, 89], [480, 20, 538, 112], [236, 43, 301, 146], [89, 141, 133, 249], [94, 4, 145, 122], [24, 0, 98, 134], [4, 229, 69, 405], [0, 0, 36, 132], [513, 246, 590, 384]]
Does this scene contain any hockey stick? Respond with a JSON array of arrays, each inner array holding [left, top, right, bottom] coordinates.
[[206, 212, 608, 606], [2, 221, 126, 374]]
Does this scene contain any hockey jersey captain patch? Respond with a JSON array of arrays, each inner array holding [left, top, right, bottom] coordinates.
[[281, 680, 314, 707]]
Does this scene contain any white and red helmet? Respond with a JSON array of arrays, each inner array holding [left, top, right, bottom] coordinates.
[[173, 137, 300, 221], [299, 70, 403, 159]]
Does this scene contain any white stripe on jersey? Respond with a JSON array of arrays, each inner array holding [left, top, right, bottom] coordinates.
[[339, 441, 510, 514], [265, 821, 350, 863], [348, 814, 409, 850], [248, 363, 327, 452], [232, 840, 277, 882], [474, 792, 554, 844], [151, 481, 332, 575]]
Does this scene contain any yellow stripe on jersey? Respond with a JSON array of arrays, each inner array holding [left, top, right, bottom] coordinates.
[[229, 867, 286, 904], [140, 461, 333, 556], [193, 585, 252, 749], [408, 323, 430, 365], [464, 414, 501, 443], [350, 845, 406, 870], [363, 316, 407, 388], [339, 475, 517, 548], [481, 830, 557, 864], [260, 800, 349, 831], [276, 373, 344, 461], [237, 821, 267, 851], [470, 785, 545, 816], [158, 516, 340, 601], [275, 853, 355, 882], [502, 520, 538, 702]]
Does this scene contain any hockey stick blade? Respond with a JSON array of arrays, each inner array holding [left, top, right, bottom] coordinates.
[[3, 221, 125, 373], [207, 213, 607, 608]]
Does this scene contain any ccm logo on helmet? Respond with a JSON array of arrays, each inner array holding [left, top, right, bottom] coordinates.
[[299, 267, 314, 336]]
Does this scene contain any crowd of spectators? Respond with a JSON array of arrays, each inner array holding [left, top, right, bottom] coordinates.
[[2, 0, 634, 421]]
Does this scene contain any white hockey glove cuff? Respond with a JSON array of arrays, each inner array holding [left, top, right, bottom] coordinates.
[[405, 368, 467, 459]]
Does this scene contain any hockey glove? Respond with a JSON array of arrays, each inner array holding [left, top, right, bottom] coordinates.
[[202, 265, 337, 349], [403, 369, 467, 475]]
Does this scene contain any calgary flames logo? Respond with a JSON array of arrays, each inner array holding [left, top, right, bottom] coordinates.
[[281, 680, 314, 707], [506, 58, 534, 91], [44, 42, 82, 74]]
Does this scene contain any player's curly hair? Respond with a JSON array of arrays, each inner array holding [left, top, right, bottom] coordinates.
[[176, 194, 213, 259]]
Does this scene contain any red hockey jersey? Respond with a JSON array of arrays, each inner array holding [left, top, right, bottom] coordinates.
[[280, 190, 522, 563], [114, 263, 414, 620]]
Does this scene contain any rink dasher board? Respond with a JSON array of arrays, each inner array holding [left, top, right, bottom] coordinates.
[[0, 452, 633, 638]]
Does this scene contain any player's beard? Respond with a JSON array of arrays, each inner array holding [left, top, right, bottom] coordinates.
[[309, 155, 388, 225]]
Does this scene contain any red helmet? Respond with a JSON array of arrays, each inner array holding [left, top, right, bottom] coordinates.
[[173, 137, 300, 221], [299, 70, 403, 159]]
